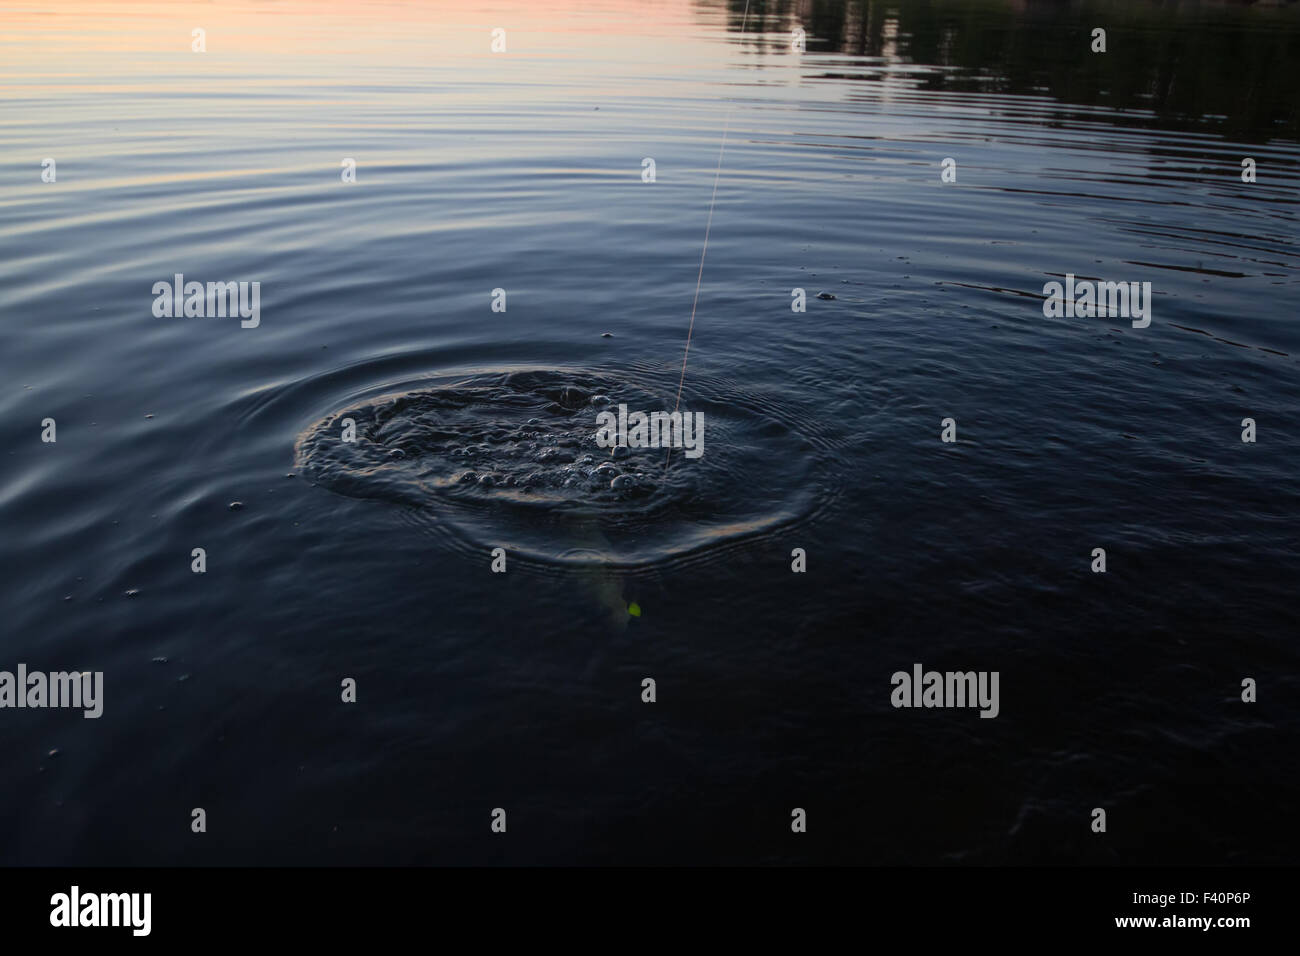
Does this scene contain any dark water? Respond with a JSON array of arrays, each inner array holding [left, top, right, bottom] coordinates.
[[1, 0, 1297, 865]]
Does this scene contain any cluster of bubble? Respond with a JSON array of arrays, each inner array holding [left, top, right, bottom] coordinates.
[[297, 372, 668, 510], [445, 395, 655, 499]]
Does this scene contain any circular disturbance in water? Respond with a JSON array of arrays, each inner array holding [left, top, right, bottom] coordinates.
[[294, 368, 838, 567]]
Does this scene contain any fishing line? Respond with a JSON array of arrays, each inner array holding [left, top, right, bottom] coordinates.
[[666, 0, 752, 470]]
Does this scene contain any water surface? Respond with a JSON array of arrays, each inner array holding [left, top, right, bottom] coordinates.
[[1, 0, 1297, 864]]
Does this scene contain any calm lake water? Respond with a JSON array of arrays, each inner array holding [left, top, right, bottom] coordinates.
[[1, 0, 1297, 865]]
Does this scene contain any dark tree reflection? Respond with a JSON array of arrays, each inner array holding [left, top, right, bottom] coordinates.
[[700, 0, 1300, 142]]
